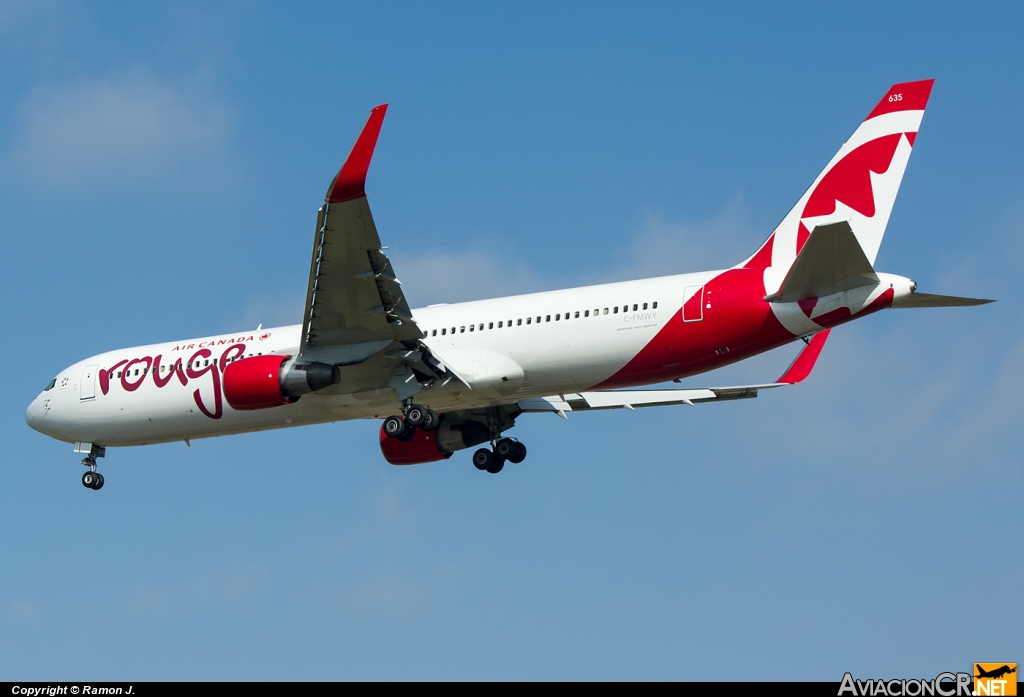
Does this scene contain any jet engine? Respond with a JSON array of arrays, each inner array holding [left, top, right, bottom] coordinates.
[[223, 354, 340, 410], [378, 424, 452, 465], [379, 416, 492, 465]]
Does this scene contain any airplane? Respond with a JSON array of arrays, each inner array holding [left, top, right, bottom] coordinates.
[[25, 79, 993, 490], [976, 665, 1017, 680]]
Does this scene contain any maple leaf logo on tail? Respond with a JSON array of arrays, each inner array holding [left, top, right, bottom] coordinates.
[[740, 79, 934, 280]]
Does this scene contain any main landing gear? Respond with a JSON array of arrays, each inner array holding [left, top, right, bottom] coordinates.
[[78, 443, 106, 490], [473, 437, 527, 475], [382, 403, 439, 441]]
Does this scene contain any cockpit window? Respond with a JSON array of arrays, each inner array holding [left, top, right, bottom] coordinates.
[[44, 377, 56, 391]]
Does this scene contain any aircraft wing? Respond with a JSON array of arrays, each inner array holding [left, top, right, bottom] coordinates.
[[297, 105, 424, 366], [518, 329, 830, 415]]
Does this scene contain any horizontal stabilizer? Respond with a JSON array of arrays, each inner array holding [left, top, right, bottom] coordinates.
[[764, 222, 878, 303], [890, 292, 994, 308]]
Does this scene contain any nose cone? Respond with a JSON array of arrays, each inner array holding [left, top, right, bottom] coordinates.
[[25, 394, 54, 436]]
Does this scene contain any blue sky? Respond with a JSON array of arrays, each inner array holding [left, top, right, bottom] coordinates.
[[1, 2, 1021, 680]]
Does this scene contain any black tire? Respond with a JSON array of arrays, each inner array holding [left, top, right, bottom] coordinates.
[[82, 471, 97, 489], [397, 426, 417, 442], [495, 438, 516, 459], [382, 415, 406, 438], [472, 448, 493, 471], [508, 442, 527, 464], [405, 406, 427, 428], [486, 457, 505, 474], [92, 473, 105, 490], [421, 408, 439, 431]]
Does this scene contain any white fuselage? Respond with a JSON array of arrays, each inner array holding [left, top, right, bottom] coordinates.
[[26, 271, 718, 447]]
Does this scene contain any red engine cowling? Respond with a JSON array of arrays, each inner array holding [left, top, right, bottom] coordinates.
[[379, 424, 452, 465], [223, 354, 293, 410]]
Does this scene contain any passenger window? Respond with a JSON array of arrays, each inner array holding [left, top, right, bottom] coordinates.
[[603, 308, 608, 315], [643, 303, 648, 310], [546, 315, 551, 322], [585, 310, 589, 317], [575, 311, 580, 318], [633, 304, 638, 311], [653, 301, 658, 308], [442, 328, 446, 335], [555, 314, 560, 321], [498, 321, 503, 328], [537, 316, 541, 323], [117, 371, 122, 378], [479, 324, 484, 330], [517, 319, 522, 326], [508, 319, 512, 326], [469, 325, 474, 332], [613, 306, 618, 314], [526, 317, 531, 324], [460, 326, 465, 333], [489, 322, 493, 329]]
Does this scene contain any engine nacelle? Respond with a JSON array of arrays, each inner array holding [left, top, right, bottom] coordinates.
[[379, 424, 452, 465], [223, 355, 340, 410], [378, 416, 492, 465]]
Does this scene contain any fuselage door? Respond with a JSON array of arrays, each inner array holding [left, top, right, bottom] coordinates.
[[683, 285, 704, 322], [80, 364, 98, 401]]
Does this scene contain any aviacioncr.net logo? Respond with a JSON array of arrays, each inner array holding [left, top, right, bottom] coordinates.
[[839, 672, 973, 697]]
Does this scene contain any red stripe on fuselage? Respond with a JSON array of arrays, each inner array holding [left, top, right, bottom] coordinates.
[[593, 268, 794, 389]]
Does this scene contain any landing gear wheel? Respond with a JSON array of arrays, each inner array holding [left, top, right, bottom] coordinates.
[[508, 442, 527, 464], [405, 406, 428, 428], [495, 438, 517, 459], [82, 471, 99, 489], [472, 448, 493, 471], [397, 426, 417, 442], [382, 415, 406, 438], [485, 457, 505, 474], [92, 473, 105, 490], [420, 408, 439, 431]]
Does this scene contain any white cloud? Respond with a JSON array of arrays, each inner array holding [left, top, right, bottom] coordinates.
[[605, 197, 761, 282], [390, 198, 762, 307], [9, 599, 40, 622], [392, 248, 551, 306], [3, 70, 233, 193]]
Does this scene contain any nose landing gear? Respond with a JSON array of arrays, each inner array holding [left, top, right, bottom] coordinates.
[[76, 443, 106, 490], [82, 471, 104, 490]]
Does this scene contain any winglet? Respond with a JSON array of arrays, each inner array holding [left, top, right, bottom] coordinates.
[[325, 104, 388, 204], [777, 329, 831, 384]]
